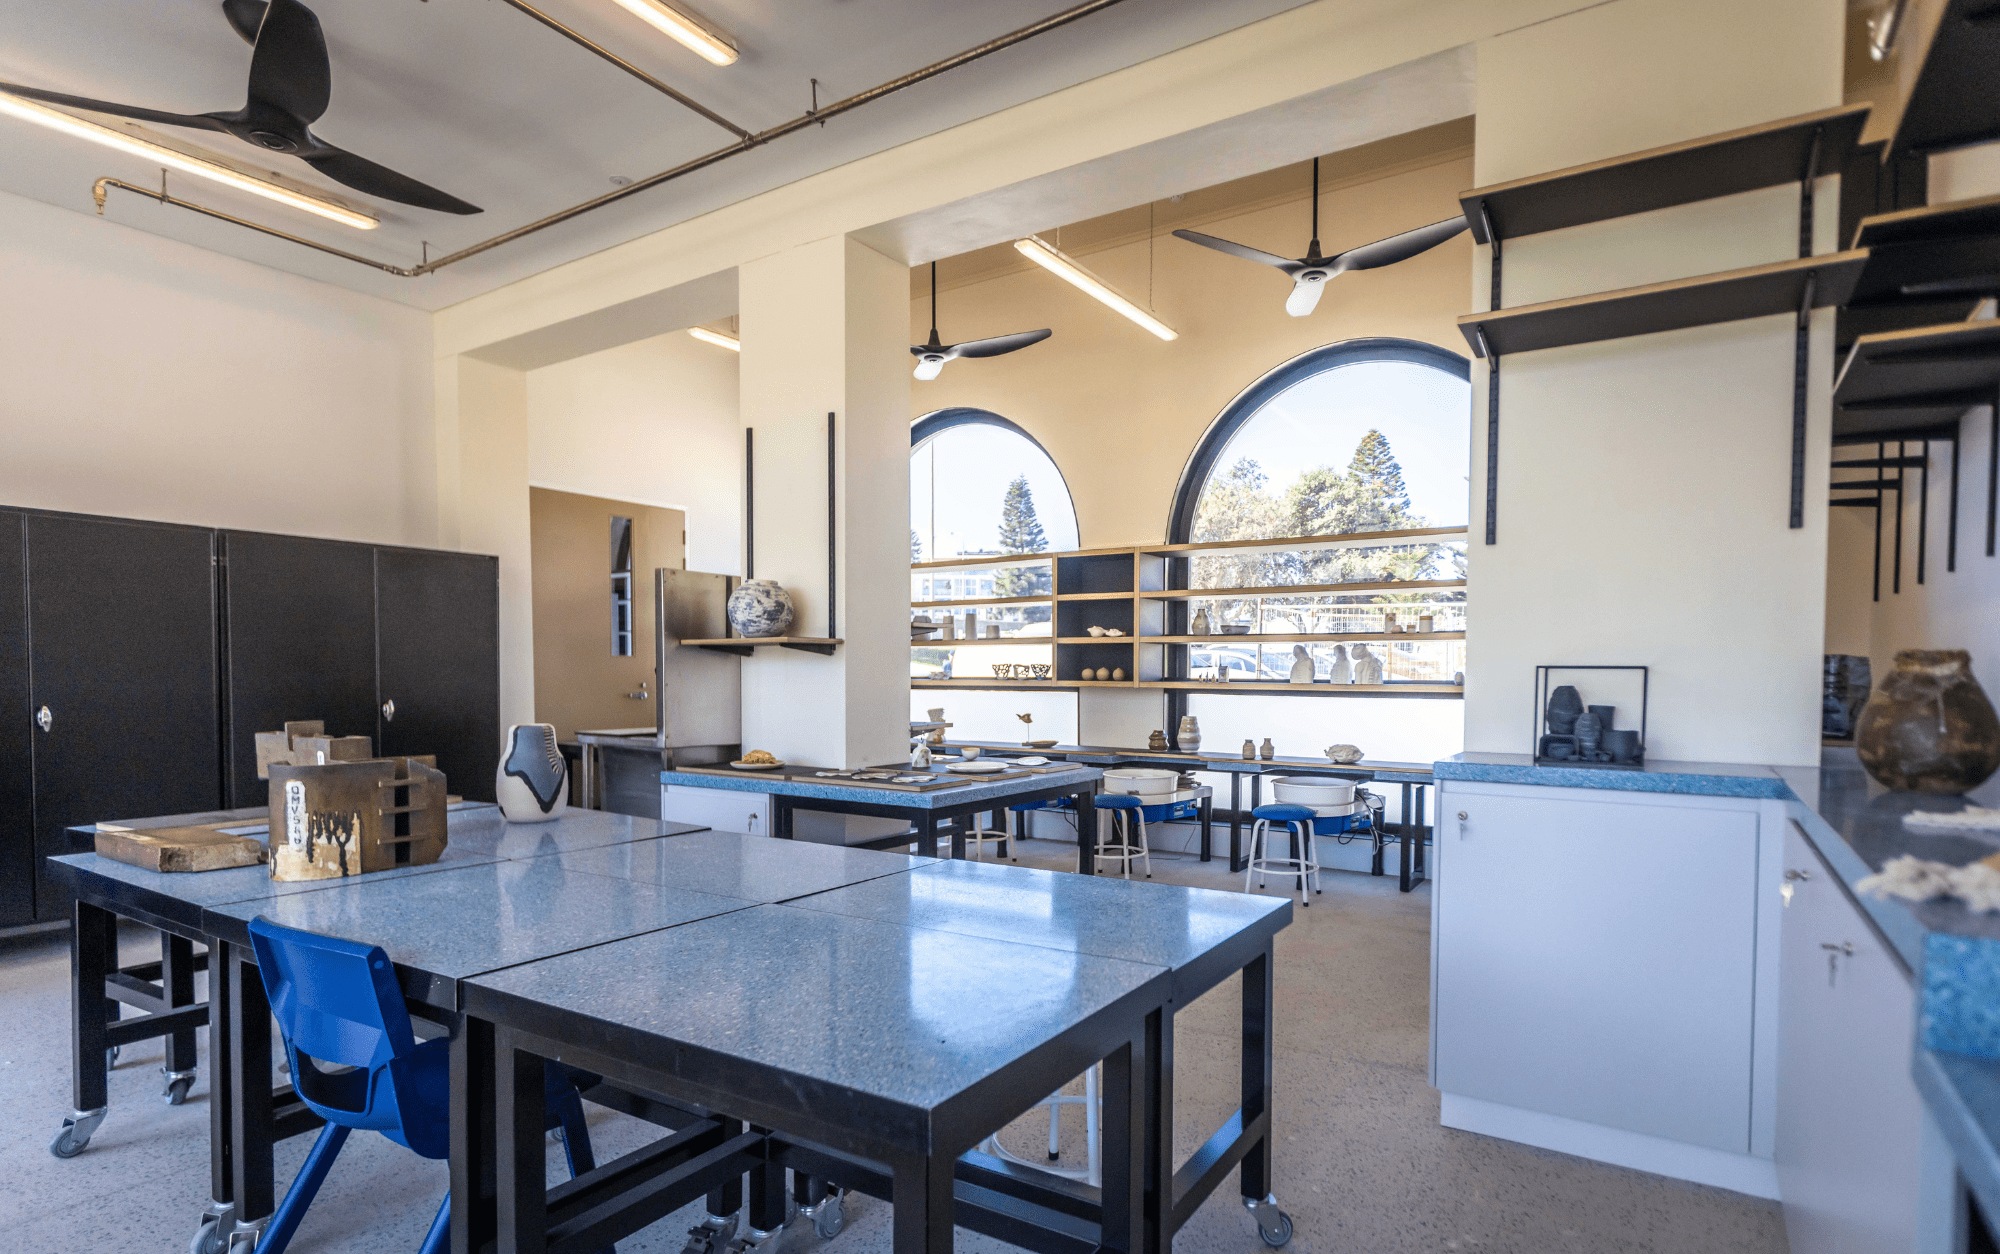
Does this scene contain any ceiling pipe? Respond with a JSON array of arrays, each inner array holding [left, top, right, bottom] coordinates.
[[493, 0, 751, 140], [84, 0, 1134, 278]]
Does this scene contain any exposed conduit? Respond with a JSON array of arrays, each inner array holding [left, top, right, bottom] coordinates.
[[90, 0, 1133, 278]]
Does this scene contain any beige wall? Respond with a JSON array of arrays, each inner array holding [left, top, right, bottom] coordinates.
[[529, 487, 685, 740], [907, 150, 1476, 549], [1464, 0, 1846, 767], [525, 331, 741, 577], [0, 188, 435, 544]]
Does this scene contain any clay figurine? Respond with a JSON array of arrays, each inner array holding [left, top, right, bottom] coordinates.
[[1328, 643, 1352, 684], [1288, 644, 1315, 684], [1351, 643, 1384, 685]]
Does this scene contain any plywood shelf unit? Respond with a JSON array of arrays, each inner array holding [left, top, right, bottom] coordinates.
[[1458, 103, 1871, 542], [911, 526, 1467, 696], [1884, 0, 2000, 164]]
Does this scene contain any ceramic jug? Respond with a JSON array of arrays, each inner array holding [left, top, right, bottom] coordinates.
[[1857, 650, 2000, 793]]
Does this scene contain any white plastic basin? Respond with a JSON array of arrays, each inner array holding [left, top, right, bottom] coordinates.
[[1271, 777, 1356, 808], [1103, 768, 1178, 796]]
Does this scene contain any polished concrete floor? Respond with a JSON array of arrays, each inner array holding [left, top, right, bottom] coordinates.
[[0, 829, 1790, 1253]]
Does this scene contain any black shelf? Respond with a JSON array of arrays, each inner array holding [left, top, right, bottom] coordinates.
[[1458, 251, 1867, 357], [1856, 192, 2000, 249], [1888, 0, 2000, 162], [1835, 320, 2000, 408], [1461, 104, 1868, 245]]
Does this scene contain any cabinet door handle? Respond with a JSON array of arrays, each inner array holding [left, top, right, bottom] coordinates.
[[35, 705, 51, 732], [1822, 940, 1855, 987], [382, 699, 396, 723], [1456, 810, 1469, 838], [1781, 867, 1810, 906], [1785, 869, 1811, 881]]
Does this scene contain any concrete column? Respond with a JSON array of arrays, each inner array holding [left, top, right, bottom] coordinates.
[[1464, 0, 1844, 766], [738, 235, 911, 768], [434, 353, 535, 734]]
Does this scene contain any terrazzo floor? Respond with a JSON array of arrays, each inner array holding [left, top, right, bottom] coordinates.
[[0, 829, 1789, 1253]]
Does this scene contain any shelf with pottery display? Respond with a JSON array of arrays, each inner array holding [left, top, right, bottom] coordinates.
[[683, 636, 843, 655], [1149, 632, 1464, 644], [1148, 578, 1465, 599], [910, 594, 1049, 609], [1136, 525, 1467, 558], [1141, 681, 1464, 696]]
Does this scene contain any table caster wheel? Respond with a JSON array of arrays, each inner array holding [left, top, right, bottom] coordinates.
[[49, 1107, 107, 1159], [163, 1067, 197, 1106], [1244, 1194, 1292, 1248], [813, 1193, 846, 1240], [189, 1218, 225, 1254], [1258, 1211, 1293, 1247], [681, 1212, 737, 1254]]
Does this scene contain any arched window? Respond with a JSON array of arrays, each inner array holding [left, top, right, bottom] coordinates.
[[910, 409, 1078, 575]]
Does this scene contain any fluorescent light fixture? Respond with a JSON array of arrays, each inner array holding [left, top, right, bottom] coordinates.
[[609, 0, 738, 65], [688, 326, 740, 351], [1013, 236, 1177, 341], [0, 91, 377, 230]]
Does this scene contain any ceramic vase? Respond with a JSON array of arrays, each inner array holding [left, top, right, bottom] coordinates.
[[726, 579, 795, 638], [1149, 729, 1168, 751], [1545, 685, 1584, 735], [496, 723, 568, 823], [1242, 740, 1255, 760], [1260, 738, 1274, 760], [1857, 649, 2000, 794], [1191, 608, 1211, 636], [1573, 710, 1603, 759], [1177, 715, 1202, 753]]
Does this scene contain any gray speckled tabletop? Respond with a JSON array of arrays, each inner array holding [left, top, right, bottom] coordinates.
[[514, 829, 934, 903], [661, 764, 1101, 809], [203, 859, 753, 1007], [463, 903, 1168, 1144], [47, 842, 505, 917], [445, 807, 709, 857], [1434, 751, 1789, 796], [784, 858, 1288, 1001]]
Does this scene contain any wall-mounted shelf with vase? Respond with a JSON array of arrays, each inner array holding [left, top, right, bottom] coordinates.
[[683, 636, 843, 656]]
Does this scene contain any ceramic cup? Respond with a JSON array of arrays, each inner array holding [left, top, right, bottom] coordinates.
[[1546, 742, 1575, 761], [1601, 730, 1640, 763], [962, 746, 981, 761]]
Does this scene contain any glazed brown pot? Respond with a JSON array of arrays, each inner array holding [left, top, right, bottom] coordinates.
[[1856, 650, 2000, 794]]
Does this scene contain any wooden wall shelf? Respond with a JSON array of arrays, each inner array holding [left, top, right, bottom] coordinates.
[[1888, 0, 2000, 163], [1461, 103, 1867, 245], [1458, 251, 1868, 358], [1149, 632, 1465, 645], [1856, 193, 2000, 249], [1145, 579, 1465, 599], [683, 636, 842, 656]]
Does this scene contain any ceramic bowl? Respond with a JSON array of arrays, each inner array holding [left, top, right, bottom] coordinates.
[[1219, 624, 1251, 635], [1023, 739, 1058, 748]]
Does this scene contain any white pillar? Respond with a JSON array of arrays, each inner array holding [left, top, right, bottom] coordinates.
[[738, 236, 912, 768]]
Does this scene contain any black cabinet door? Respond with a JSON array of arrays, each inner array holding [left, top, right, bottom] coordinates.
[[28, 515, 221, 921], [221, 531, 379, 808], [375, 548, 499, 802], [0, 513, 33, 927]]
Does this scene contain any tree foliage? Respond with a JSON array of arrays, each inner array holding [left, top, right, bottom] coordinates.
[[994, 475, 1052, 598]]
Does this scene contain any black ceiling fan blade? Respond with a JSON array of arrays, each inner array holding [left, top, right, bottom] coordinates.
[[298, 145, 482, 213], [223, 0, 268, 44], [247, 0, 332, 123], [948, 329, 1052, 359], [1172, 229, 1303, 274], [0, 81, 229, 132], [1330, 215, 1469, 272]]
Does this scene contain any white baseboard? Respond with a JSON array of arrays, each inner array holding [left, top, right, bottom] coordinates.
[[1439, 1092, 1779, 1199]]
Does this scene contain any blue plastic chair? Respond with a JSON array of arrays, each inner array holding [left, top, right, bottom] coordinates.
[[246, 916, 598, 1254]]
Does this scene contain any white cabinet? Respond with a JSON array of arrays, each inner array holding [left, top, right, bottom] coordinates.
[[661, 784, 771, 836], [1432, 780, 1776, 1192], [1775, 820, 1922, 1254]]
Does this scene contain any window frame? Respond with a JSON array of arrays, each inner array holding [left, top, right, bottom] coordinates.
[[1165, 338, 1471, 546], [908, 407, 1080, 556]]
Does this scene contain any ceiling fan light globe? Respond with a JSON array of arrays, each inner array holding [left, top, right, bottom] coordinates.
[[914, 356, 945, 381], [1285, 277, 1326, 317]]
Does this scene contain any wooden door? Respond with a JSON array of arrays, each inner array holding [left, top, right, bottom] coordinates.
[[375, 547, 499, 802], [28, 514, 220, 921], [1433, 783, 1761, 1151], [220, 531, 379, 808], [0, 512, 33, 927], [1774, 821, 1922, 1253]]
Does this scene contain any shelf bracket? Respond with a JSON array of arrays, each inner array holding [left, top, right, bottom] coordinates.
[[1477, 326, 1499, 545], [1789, 272, 1817, 529], [1989, 385, 1998, 557]]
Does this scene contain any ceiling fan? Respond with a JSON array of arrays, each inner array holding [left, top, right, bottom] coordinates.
[[1173, 158, 1465, 316], [911, 262, 1051, 380], [0, 0, 480, 215]]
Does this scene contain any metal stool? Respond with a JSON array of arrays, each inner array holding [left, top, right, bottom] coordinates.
[[1093, 794, 1151, 878], [979, 1063, 1100, 1184], [1247, 803, 1320, 906], [963, 806, 1019, 861]]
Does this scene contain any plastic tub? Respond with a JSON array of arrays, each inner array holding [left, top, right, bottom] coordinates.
[[1270, 777, 1357, 808], [1102, 768, 1179, 796]]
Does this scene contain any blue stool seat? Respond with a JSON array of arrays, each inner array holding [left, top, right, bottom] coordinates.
[[1252, 803, 1316, 823], [1095, 793, 1144, 810], [246, 917, 598, 1254], [1010, 800, 1050, 813]]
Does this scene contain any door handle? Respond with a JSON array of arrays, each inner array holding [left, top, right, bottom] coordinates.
[[1456, 810, 1468, 838], [35, 705, 51, 732], [382, 699, 396, 723], [1782, 867, 1810, 906]]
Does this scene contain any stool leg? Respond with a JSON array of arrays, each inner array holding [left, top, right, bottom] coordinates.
[[1119, 813, 1132, 880], [1138, 813, 1151, 878], [1245, 821, 1262, 892]]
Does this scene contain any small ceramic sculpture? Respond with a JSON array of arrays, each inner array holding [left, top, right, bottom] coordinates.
[[1351, 643, 1384, 686], [1111, 667, 1125, 680], [1328, 643, 1352, 684], [1095, 667, 1111, 681], [497, 723, 569, 823], [1260, 738, 1275, 760], [1149, 729, 1168, 751], [910, 736, 932, 769], [1418, 614, 1435, 633], [1242, 739, 1255, 760], [1324, 744, 1363, 764], [1177, 714, 1202, 753], [1545, 685, 1584, 734], [1107, 628, 1125, 637], [1288, 644, 1314, 684], [1574, 710, 1603, 760], [1191, 608, 1211, 636], [1087, 626, 1107, 637], [726, 579, 795, 638]]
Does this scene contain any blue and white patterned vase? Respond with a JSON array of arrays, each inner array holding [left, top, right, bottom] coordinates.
[[727, 579, 796, 638], [496, 723, 568, 823]]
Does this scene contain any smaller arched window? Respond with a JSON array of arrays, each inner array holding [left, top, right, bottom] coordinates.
[[910, 409, 1078, 568]]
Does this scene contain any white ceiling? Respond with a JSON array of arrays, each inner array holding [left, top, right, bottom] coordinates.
[[0, 0, 1316, 308]]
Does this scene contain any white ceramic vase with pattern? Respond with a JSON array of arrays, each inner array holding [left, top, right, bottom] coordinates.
[[727, 579, 796, 638]]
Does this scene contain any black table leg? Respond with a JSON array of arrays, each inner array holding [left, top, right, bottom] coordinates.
[[1075, 788, 1098, 876], [889, 1149, 954, 1254], [1142, 1006, 1174, 1254], [203, 936, 237, 1248], [1198, 794, 1213, 863], [450, 1015, 497, 1254], [1229, 774, 1244, 874], [1239, 942, 1274, 1208], [495, 1026, 549, 1254], [773, 796, 794, 841], [228, 943, 276, 1248], [163, 933, 198, 1089], [941, 814, 961, 860], [1101, 1037, 1143, 1254], [747, 1125, 787, 1240], [54, 900, 114, 1158]]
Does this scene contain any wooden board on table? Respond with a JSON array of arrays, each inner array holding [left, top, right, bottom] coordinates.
[[95, 822, 267, 873]]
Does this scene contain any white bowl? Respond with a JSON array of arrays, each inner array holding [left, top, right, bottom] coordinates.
[[1271, 777, 1356, 807], [1103, 767, 1178, 796]]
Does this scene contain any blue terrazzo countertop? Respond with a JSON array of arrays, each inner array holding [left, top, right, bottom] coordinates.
[[517, 829, 933, 903], [1435, 745, 2000, 1218], [662, 763, 1101, 807]]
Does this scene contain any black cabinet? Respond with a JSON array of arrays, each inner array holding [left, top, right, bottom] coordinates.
[[375, 548, 500, 802], [27, 515, 221, 922], [220, 532, 379, 808], [0, 513, 32, 927]]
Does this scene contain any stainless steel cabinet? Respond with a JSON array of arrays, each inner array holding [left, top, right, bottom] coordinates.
[[1776, 820, 1922, 1254]]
